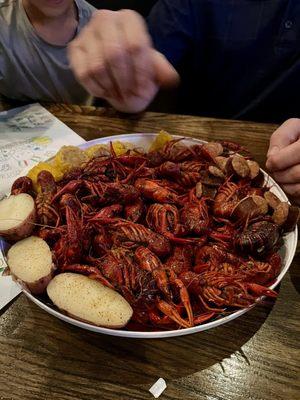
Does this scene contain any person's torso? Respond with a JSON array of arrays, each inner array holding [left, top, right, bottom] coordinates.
[[149, 0, 300, 123], [0, 0, 95, 104]]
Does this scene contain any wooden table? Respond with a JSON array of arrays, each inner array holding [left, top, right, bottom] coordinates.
[[0, 104, 299, 400]]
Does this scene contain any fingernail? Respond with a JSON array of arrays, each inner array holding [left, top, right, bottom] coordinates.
[[267, 146, 280, 157]]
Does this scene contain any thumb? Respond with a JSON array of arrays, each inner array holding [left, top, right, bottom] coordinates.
[[267, 118, 300, 158], [151, 50, 180, 88]]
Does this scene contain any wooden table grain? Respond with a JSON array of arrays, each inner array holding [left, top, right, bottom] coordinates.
[[0, 104, 299, 400]]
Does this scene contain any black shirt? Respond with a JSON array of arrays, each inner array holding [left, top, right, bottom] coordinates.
[[148, 0, 300, 123]]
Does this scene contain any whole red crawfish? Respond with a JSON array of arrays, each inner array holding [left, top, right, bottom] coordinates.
[[52, 179, 139, 206], [135, 178, 179, 204], [146, 203, 181, 237], [155, 161, 203, 187], [164, 245, 194, 275], [158, 139, 196, 162], [36, 171, 60, 226], [180, 190, 210, 236], [241, 252, 281, 285], [135, 246, 194, 328], [125, 198, 145, 223], [234, 220, 280, 257], [213, 180, 241, 218], [180, 271, 277, 311], [90, 217, 171, 258], [11, 176, 34, 196], [53, 206, 91, 267], [146, 203, 207, 244]]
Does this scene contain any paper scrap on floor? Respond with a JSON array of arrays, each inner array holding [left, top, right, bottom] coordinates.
[[0, 102, 85, 310], [149, 378, 167, 398]]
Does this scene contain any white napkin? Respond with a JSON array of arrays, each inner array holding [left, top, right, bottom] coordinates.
[[0, 103, 86, 309]]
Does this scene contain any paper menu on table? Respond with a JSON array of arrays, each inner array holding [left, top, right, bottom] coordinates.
[[0, 102, 86, 309], [0, 103, 85, 197]]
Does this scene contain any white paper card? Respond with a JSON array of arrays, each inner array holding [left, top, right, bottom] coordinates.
[[149, 378, 167, 398]]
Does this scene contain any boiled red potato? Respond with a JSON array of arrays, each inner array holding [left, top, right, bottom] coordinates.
[[7, 236, 55, 295], [0, 193, 36, 241], [47, 273, 133, 329]]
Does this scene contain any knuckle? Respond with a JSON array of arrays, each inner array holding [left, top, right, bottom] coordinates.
[[105, 45, 125, 63], [292, 166, 300, 180], [76, 69, 89, 82], [119, 9, 140, 19], [92, 9, 115, 22], [127, 41, 143, 54], [89, 62, 106, 76], [286, 118, 300, 127]]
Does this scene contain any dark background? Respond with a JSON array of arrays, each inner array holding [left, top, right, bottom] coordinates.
[[87, 1, 157, 16]]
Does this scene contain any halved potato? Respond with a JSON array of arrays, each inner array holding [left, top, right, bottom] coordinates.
[[47, 273, 133, 329], [0, 194, 36, 241], [7, 236, 55, 294]]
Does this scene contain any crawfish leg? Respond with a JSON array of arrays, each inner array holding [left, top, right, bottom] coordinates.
[[149, 310, 174, 326], [170, 273, 194, 327], [193, 311, 216, 325], [243, 283, 277, 298], [153, 269, 171, 298], [157, 300, 191, 328]]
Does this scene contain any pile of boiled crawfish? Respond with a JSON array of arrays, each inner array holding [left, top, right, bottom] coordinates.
[[11, 138, 299, 330]]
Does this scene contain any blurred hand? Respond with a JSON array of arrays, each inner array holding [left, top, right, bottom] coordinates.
[[68, 10, 179, 113], [266, 118, 300, 204]]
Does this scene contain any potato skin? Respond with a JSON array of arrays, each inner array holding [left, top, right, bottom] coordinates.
[[10, 269, 54, 295], [25, 271, 55, 295], [0, 207, 36, 242]]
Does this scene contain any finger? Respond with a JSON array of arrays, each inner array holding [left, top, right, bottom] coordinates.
[[96, 11, 133, 98], [267, 118, 300, 158], [272, 164, 300, 184], [68, 40, 107, 97], [152, 50, 180, 88], [78, 23, 122, 100], [266, 139, 300, 172], [280, 183, 300, 200], [120, 10, 154, 94]]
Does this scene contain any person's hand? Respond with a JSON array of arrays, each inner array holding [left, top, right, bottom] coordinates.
[[68, 10, 179, 113], [266, 118, 300, 204]]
